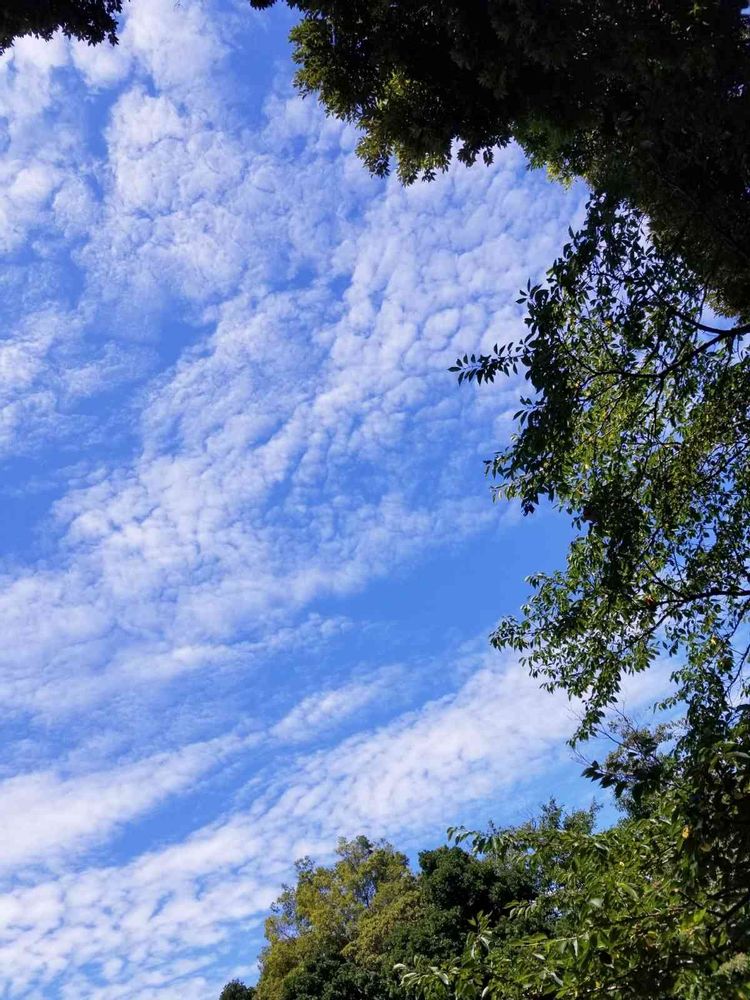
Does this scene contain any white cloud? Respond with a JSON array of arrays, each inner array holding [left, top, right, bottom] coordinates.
[[0, 734, 247, 875], [70, 35, 132, 89], [121, 0, 228, 97], [271, 667, 399, 743], [0, 106, 579, 718]]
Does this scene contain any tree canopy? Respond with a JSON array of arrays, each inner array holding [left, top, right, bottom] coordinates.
[[222, 815, 593, 1000], [220, 981, 257, 1000], [0, 1, 123, 53], [251, 833, 524, 1000], [250, 0, 750, 317]]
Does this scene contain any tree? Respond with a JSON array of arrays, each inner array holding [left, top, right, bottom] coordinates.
[[450, 194, 750, 745], [0, 1, 123, 53], [256, 837, 416, 1000], [229, 742, 750, 998], [250, 0, 750, 317], [228, 749, 750, 1000], [446, 196, 750, 998], [351, 843, 522, 984], [407, 824, 746, 998], [221, 981, 257, 1000]]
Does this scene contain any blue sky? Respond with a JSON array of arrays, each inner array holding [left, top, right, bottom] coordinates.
[[0, 3, 666, 997]]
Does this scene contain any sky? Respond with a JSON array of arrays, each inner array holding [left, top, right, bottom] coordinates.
[[0, 3, 665, 997]]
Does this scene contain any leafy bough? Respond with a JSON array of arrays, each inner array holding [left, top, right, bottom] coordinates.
[[451, 195, 750, 743]]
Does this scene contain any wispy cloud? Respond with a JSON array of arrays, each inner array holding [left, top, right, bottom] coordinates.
[[271, 667, 400, 744], [0, 733, 250, 875]]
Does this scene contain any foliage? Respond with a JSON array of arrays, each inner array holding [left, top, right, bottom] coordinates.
[[403, 716, 750, 1000], [580, 717, 676, 820], [249, 0, 750, 316], [450, 194, 750, 743], [254, 836, 414, 1000], [220, 981, 257, 1000], [241, 832, 540, 1000], [0, 1, 123, 53]]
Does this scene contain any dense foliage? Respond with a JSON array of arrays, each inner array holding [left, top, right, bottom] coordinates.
[[250, 0, 750, 316], [404, 716, 750, 999], [0, 1, 123, 52], [220, 981, 257, 1000], [249, 833, 528, 1000], [221, 815, 593, 1000]]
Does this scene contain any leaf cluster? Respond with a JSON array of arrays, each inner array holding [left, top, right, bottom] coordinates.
[[220, 981, 257, 1000], [0, 1, 123, 52]]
